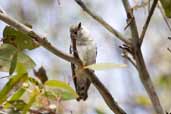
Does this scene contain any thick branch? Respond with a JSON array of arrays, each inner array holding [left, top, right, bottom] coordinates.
[[74, 0, 130, 44], [0, 10, 126, 114], [121, 0, 164, 114], [139, 0, 159, 45], [0, 12, 81, 66]]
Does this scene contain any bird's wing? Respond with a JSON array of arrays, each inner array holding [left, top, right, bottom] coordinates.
[[77, 42, 97, 66]]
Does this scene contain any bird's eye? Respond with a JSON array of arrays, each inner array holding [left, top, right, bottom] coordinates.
[[74, 31, 77, 35], [80, 86, 85, 90]]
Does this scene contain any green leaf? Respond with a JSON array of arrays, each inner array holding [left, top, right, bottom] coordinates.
[[8, 100, 27, 111], [0, 73, 28, 104], [44, 91, 57, 100], [61, 91, 77, 100], [17, 52, 36, 70], [135, 95, 151, 106], [9, 52, 18, 75], [0, 44, 35, 72], [28, 77, 43, 89], [10, 88, 26, 100], [0, 44, 17, 71], [44, 90, 77, 100], [44, 80, 78, 100], [155, 74, 171, 88], [22, 89, 39, 114], [4, 88, 26, 108], [84, 63, 127, 70], [160, 0, 171, 18], [95, 108, 105, 114], [16, 63, 27, 75], [3, 26, 39, 51]]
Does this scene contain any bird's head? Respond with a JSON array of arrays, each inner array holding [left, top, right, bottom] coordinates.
[[70, 22, 90, 41]]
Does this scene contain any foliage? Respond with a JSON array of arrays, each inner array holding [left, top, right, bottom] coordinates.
[[0, 44, 36, 74], [0, 26, 78, 113], [160, 0, 171, 18], [95, 108, 106, 114], [3, 26, 39, 51], [155, 74, 171, 88], [135, 95, 151, 107], [44, 80, 79, 100]]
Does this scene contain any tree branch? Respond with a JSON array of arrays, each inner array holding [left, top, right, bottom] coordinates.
[[158, 2, 171, 32], [74, 0, 130, 44], [85, 69, 126, 114], [122, 0, 140, 47], [121, 0, 164, 114], [139, 0, 159, 45], [0, 11, 81, 66], [0, 10, 126, 114]]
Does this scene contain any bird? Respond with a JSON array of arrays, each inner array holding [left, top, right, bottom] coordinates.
[[70, 22, 97, 101]]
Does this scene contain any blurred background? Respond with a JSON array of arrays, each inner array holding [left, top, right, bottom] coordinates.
[[0, 0, 171, 114]]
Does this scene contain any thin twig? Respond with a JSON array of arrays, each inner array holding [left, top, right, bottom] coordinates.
[[139, 0, 159, 45], [122, 0, 164, 114], [124, 17, 134, 30], [119, 45, 138, 69], [0, 75, 10, 79], [122, 54, 138, 69], [167, 48, 171, 53], [74, 0, 130, 44], [0, 7, 6, 14], [158, 3, 171, 32], [132, 1, 149, 10]]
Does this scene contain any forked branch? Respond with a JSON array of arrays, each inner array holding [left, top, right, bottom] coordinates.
[[75, 0, 130, 44], [121, 0, 164, 114]]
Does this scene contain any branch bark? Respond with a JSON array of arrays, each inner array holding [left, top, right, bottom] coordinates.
[[85, 69, 126, 114], [122, 0, 164, 114], [0, 12, 81, 66], [0, 10, 126, 114]]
